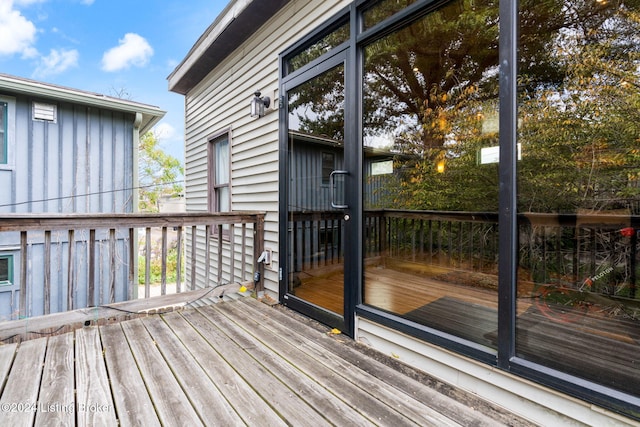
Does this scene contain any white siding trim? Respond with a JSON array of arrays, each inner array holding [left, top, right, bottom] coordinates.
[[356, 318, 640, 427]]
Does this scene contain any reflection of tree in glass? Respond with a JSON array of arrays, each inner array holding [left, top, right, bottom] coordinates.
[[288, 65, 345, 142], [363, 0, 501, 211], [362, 0, 417, 29], [518, 0, 640, 214], [288, 24, 349, 73], [359, 0, 640, 213]]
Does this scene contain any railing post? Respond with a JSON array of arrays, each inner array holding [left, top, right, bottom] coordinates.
[[88, 229, 96, 307], [230, 224, 236, 283], [241, 224, 247, 282], [176, 226, 183, 293], [161, 226, 167, 295], [19, 231, 27, 319], [191, 225, 197, 290], [44, 230, 51, 314], [254, 215, 265, 294], [205, 225, 211, 286], [67, 229, 75, 311], [631, 232, 637, 298], [128, 228, 135, 300], [145, 227, 151, 299], [109, 229, 116, 303], [216, 224, 222, 285]]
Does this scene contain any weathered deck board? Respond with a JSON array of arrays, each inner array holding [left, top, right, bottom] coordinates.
[[35, 333, 74, 427], [140, 315, 242, 425], [100, 323, 161, 427], [196, 304, 379, 427], [75, 327, 117, 426], [236, 297, 510, 427], [0, 338, 47, 426], [216, 300, 463, 427], [0, 343, 17, 395], [180, 309, 333, 427], [120, 319, 204, 426], [161, 311, 286, 426], [0, 293, 535, 426]]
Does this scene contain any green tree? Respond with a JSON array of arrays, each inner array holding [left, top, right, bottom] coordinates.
[[138, 131, 184, 212]]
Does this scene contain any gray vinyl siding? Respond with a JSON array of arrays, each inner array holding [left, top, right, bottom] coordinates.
[[183, 0, 350, 294]]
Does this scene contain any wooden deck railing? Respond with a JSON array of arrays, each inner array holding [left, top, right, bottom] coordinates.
[[291, 209, 639, 298], [0, 212, 265, 320]]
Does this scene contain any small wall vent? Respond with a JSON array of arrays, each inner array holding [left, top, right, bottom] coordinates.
[[33, 102, 57, 123]]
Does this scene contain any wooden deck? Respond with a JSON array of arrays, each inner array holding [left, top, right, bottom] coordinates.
[[0, 291, 533, 426]]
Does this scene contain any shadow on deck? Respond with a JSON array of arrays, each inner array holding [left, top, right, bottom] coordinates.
[[0, 290, 532, 426]]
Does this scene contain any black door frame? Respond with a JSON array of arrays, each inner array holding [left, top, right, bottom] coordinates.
[[278, 45, 358, 337]]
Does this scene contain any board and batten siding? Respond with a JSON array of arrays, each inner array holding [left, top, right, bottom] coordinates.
[[183, 0, 351, 295], [0, 94, 135, 214], [0, 92, 136, 319]]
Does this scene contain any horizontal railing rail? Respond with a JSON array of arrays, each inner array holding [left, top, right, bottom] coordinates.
[[0, 212, 265, 320], [290, 209, 638, 298]]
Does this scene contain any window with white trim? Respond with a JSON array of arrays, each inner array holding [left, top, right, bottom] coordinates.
[[0, 255, 12, 286], [208, 132, 230, 213], [0, 96, 16, 168]]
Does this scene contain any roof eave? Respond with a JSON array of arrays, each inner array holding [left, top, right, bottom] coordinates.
[[168, 0, 291, 95], [0, 73, 166, 134]]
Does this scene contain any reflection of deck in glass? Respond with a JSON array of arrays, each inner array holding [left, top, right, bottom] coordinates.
[[290, 208, 640, 395]]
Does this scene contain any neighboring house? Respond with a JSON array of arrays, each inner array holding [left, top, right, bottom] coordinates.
[[158, 194, 186, 213], [0, 73, 165, 319], [168, 1, 640, 425]]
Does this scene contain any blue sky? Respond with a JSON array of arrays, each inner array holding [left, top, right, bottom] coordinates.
[[0, 0, 229, 161]]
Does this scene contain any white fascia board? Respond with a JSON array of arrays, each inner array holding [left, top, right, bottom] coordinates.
[[0, 73, 165, 134], [167, 0, 253, 90]]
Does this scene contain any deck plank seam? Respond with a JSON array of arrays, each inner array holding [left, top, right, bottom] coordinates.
[[178, 308, 333, 427], [231, 299, 500, 426], [193, 304, 380, 427], [139, 314, 245, 425], [203, 301, 456, 427], [160, 310, 286, 426]]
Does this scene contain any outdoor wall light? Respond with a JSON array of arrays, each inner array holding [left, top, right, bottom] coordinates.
[[250, 91, 271, 118]]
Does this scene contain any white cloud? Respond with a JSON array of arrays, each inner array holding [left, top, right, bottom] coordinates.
[[152, 122, 183, 161], [154, 122, 178, 141], [80, 0, 94, 5], [33, 48, 79, 77], [0, 0, 38, 57], [13, 0, 47, 5], [101, 33, 153, 72]]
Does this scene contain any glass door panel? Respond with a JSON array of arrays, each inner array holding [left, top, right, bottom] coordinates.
[[285, 61, 347, 325]]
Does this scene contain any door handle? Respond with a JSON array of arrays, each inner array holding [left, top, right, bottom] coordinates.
[[330, 170, 349, 209]]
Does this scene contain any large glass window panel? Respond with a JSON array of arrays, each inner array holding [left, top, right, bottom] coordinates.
[[362, 0, 500, 350], [516, 0, 640, 396]]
